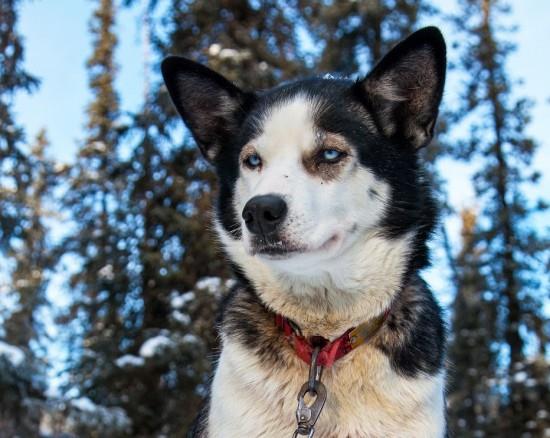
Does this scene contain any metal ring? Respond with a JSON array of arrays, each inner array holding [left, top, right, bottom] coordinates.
[[308, 347, 322, 392], [308, 347, 319, 391]]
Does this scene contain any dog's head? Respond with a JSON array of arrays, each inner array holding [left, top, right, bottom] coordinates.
[[162, 27, 445, 292]]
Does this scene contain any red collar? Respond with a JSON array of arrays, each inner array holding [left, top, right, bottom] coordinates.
[[275, 309, 390, 367]]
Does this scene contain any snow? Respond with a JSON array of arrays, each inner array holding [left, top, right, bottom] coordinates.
[[139, 335, 173, 358], [69, 397, 131, 432], [71, 397, 98, 413], [54, 162, 68, 173], [172, 310, 191, 325], [90, 141, 107, 152], [182, 334, 199, 344], [207, 43, 250, 60], [85, 170, 100, 180], [513, 371, 528, 383], [170, 291, 194, 309], [195, 277, 221, 293], [0, 340, 25, 366], [15, 279, 30, 288], [208, 43, 221, 56], [170, 275, 233, 309], [219, 48, 240, 59], [98, 264, 114, 280], [115, 354, 145, 368]]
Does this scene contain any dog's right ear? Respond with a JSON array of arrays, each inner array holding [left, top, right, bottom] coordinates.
[[161, 56, 255, 162]]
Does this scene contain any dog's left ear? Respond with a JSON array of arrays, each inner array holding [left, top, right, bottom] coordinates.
[[356, 26, 446, 149], [161, 56, 255, 162]]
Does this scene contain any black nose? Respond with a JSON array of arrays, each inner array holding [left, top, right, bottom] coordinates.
[[242, 195, 288, 235]]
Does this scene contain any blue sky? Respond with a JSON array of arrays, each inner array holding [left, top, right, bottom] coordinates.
[[14, 0, 550, 300], [15, 0, 145, 162]]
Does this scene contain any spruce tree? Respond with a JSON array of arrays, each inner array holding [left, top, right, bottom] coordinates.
[[61, 0, 133, 434], [0, 0, 38, 250], [447, 208, 498, 436], [0, 2, 51, 436], [0, 131, 58, 437], [448, 0, 549, 435]]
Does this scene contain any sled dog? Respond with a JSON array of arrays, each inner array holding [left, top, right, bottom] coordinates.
[[163, 26, 447, 437]]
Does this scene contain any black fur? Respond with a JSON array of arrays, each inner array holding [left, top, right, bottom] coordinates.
[[377, 276, 446, 376]]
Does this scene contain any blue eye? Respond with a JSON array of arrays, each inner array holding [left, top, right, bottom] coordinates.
[[321, 149, 344, 162], [244, 153, 262, 169]]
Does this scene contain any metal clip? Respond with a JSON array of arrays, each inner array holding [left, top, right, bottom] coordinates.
[[292, 347, 327, 437]]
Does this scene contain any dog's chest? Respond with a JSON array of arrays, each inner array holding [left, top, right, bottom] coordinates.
[[207, 340, 445, 438]]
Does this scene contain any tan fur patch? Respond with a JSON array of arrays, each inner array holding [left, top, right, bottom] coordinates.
[[239, 143, 262, 171], [302, 132, 353, 182]]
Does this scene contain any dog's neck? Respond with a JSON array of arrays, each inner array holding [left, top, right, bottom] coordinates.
[[221, 226, 415, 340]]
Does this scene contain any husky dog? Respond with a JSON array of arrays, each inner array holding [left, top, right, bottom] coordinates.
[[162, 26, 447, 438]]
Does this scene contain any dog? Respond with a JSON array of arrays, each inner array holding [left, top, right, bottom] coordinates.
[[162, 26, 447, 437]]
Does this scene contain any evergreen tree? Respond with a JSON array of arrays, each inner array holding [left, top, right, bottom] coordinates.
[[447, 208, 499, 436], [61, 0, 133, 434], [447, 0, 549, 435], [0, 0, 38, 250], [0, 2, 52, 436], [0, 131, 58, 437]]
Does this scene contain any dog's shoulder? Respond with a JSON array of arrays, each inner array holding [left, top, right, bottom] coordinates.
[[377, 274, 446, 377]]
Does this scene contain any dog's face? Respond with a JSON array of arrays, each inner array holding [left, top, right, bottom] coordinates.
[[162, 27, 446, 282], [230, 91, 390, 274]]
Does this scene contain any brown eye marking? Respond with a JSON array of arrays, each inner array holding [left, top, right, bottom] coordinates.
[[240, 144, 262, 171], [302, 132, 353, 181]]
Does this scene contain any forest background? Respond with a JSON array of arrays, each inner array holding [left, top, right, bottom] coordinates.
[[0, 0, 549, 436]]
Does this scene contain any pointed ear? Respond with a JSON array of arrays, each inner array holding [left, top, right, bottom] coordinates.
[[161, 56, 255, 162], [356, 26, 446, 149]]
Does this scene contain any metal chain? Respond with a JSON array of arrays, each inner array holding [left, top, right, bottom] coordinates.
[[292, 347, 327, 438]]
